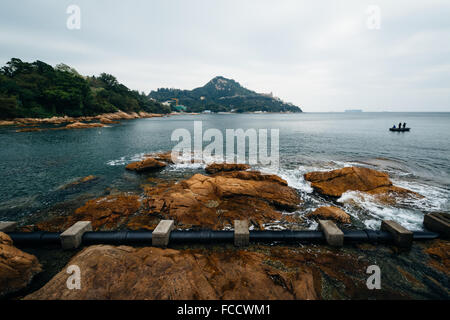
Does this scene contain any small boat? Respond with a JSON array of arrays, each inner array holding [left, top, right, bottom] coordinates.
[[389, 127, 410, 132]]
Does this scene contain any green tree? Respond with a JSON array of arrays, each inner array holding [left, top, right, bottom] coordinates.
[[0, 58, 169, 119]]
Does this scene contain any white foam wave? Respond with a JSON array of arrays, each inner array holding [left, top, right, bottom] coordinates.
[[166, 154, 226, 171], [338, 191, 425, 230], [391, 178, 448, 212], [259, 167, 313, 193], [106, 153, 146, 166]]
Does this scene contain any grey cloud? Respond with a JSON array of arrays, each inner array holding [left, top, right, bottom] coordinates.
[[0, 0, 449, 111]]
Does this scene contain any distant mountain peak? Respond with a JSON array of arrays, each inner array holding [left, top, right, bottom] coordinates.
[[149, 77, 302, 113], [205, 76, 242, 92], [210, 75, 228, 82]]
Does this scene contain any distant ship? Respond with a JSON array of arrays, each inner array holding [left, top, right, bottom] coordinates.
[[345, 109, 363, 113]]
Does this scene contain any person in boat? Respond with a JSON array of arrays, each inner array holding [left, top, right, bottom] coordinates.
[[392, 124, 396, 129], [403, 122, 407, 128], [398, 122, 402, 128]]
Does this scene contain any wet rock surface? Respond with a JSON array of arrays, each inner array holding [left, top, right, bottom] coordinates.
[[36, 194, 142, 231], [205, 163, 251, 174], [24, 245, 317, 300], [5, 164, 449, 300], [64, 122, 105, 129], [304, 167, 422, 202], [2, 111, 166, 127], [58, 176, 99, 191], [3, 111, 169, 134], [307, 206, 351, 224], [22, 240, 450, 300], [424, 240, 450, 276], [144, 171, 300, 229], [126, 157, 167, 172], [22, 246, 310, 300]]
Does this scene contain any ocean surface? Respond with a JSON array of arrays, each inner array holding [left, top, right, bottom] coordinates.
[[1, 112, 449, 230]]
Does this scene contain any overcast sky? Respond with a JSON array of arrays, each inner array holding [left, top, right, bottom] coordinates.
[[1, 0, 449, 112]]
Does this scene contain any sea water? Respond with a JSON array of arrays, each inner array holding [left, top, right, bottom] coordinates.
[[0, 112, 449, 230]]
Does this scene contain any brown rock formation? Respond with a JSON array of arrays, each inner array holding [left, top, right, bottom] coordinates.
[[24, 245, 318, 300], [126, 157, 167, 172], [12, 116, 75, 125], [215, 170, 288, 185], [366, 185, 423, 205], [59, 175, 98, 190], [0, 120, 16, 126], [152, 151, 175, 164], [205, 163, 251, 174], [24, 240, 432, 300], [304, 167, 422, 200], [307, 206, 351, 224], [99, 117, 120, 124], [138, 111, 162, 118], [0, 232, 42, 297], [37, 194, 142, 231], [67, 194, 142, 230], [6, 110, 169, 128], [145, 171, 300, 229], [150, 151, 195, 165], [425, 240, 450, 276], [126, 215, 161, 231], [65, 122, 105, 129], [35, 170, 299, 231]]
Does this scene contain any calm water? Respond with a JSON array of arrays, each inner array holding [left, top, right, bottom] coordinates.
[[1, 112, 449, 229]]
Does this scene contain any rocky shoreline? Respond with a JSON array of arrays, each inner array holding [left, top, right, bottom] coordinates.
[[0, 110, 200, 132], [0, 156, 448, 300]]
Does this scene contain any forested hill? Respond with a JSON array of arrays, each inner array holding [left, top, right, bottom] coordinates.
[[0, 58, 170, 119], [148, 76, 302, 113]]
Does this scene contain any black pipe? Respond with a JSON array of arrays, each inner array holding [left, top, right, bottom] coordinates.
[[343, 230, 396, 243], [171, 230, 233, 244], [250, 230, 324, 243], [413, 231, 440, 240], [6, 230, 439, 247], [6, 231, 61, 245]]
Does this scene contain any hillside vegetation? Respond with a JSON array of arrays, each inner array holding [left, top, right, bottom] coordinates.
[[149, 76, 302, 113], [0, 58, 170, 119]]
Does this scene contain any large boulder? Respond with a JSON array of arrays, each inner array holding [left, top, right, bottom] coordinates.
[[126, 157, 167, 172], [37, 194, 142, 231], [145, 171, 300, 229], [304, 167, 421, 201], [0, 232, 42, 297], [306, 206, 351, 224], [24, 245, 317, 300], [205, 163, 251, 174]]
